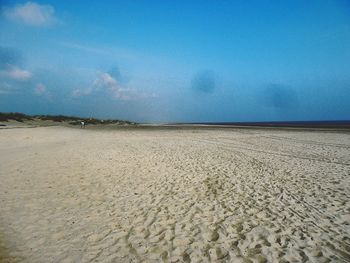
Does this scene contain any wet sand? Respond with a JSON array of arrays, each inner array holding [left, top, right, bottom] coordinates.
[[0, 126, 349, 262]]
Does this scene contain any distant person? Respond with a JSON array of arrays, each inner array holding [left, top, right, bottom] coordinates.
[[80, 121, 85, 128]]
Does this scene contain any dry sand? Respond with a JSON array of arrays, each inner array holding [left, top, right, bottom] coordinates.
[[0, 126, 349, 262]]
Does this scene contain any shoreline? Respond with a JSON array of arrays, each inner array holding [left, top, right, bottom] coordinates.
[[1, 121, 350, 134]]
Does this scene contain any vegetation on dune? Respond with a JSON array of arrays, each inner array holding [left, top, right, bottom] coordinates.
[[0, 112, 33, 122], [0, 112, 135, 125]]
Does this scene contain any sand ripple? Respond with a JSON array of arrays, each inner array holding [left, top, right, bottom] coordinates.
[[0, 126, 349, 262]]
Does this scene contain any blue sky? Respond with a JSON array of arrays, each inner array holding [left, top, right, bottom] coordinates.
[[0, 0, 350, 122]]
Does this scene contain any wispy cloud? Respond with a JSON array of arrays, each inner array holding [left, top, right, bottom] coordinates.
[[59, 42, 110, 55], [0, 64, 32, 81], [0, 82, 14, 94], [72, 87, 93, 97], [0, 47, 31, 81], [35, 83, 47, 95], [58, 41, 167, 64], [4, 1, 58, 26]]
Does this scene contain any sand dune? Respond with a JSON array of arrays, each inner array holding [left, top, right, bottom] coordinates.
[[0, 126, 349, 262]]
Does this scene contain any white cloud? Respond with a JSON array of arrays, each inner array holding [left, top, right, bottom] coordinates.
[[0, 82, 13, 94], [73, 71, 157, 101], [94, 72, 118, 87], [4, 2, 57, 26], [94, 72, 136, 101], [0, 64, 32, 81]]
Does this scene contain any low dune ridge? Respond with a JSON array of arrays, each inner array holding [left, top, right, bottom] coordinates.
[[0, 126, 349, 262]]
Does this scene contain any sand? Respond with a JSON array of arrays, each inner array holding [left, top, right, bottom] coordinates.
[[0, 125, 349, 262]]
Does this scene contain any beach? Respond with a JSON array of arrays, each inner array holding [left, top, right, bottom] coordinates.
[[0, 125, 349, 262]]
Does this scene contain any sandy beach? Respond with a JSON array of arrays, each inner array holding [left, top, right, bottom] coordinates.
[[0, 125, 349, 262]]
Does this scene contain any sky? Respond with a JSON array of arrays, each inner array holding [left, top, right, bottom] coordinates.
[[0, 0, 350, 122]]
